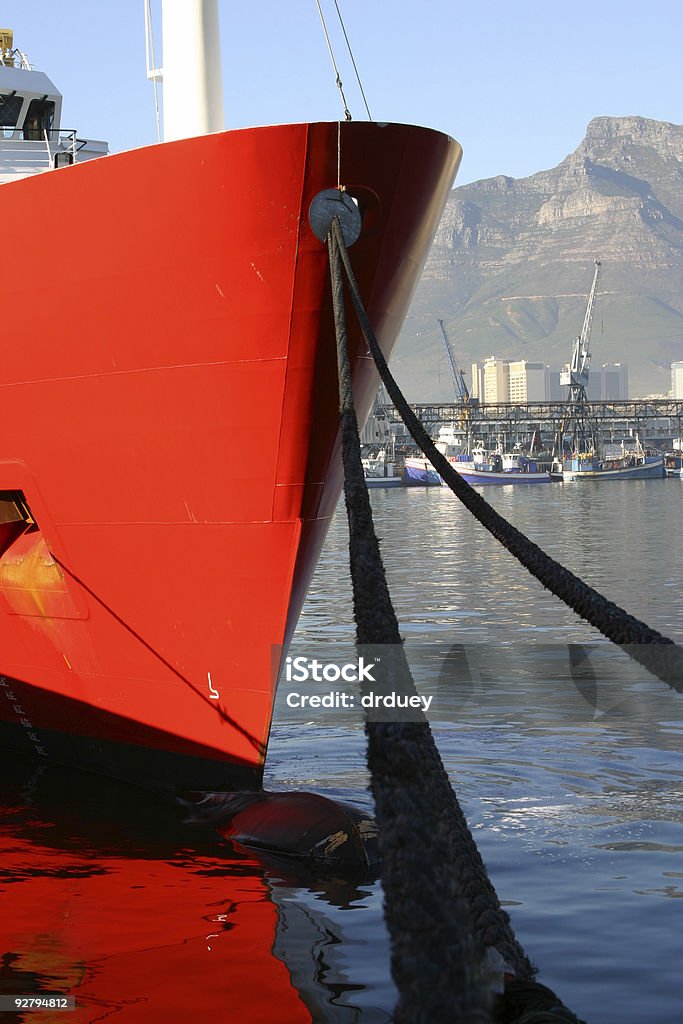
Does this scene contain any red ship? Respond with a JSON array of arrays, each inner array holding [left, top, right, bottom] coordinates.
[[0, 19, 461, 796]]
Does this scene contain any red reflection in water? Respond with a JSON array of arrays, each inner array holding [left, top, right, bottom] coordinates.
[[0, 766, 314, 1023]]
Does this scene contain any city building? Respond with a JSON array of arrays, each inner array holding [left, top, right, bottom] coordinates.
[[672, 361, 683, 399], [470, 361, 485, 402], [586, 374, 602, 401], [546, 370, 563, 401], [508, 361, 547, 402], [468, 356, 629, 402], [600, 363, 628, 400], [483, 356, 510, 403]]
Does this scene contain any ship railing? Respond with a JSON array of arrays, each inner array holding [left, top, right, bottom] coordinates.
[[1, 126, 84, 145], [43, 129, 84, 169], [0, 48, 32, 70], [0, 127, 86, 167]]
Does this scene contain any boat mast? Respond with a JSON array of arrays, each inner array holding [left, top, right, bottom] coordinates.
[[161, 0, 224, 142]]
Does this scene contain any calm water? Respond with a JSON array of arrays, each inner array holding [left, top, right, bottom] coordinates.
[[2, 480, 682, 1022]]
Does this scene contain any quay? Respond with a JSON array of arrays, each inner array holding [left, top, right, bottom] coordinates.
[[374, 399, 683, 450]]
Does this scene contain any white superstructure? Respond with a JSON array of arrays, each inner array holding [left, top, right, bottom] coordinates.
[[0, 30, 107, 184]]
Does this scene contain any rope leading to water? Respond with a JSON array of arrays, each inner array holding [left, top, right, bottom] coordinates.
[[330, 218, 683, 695], [328, 222, 584, 1024]]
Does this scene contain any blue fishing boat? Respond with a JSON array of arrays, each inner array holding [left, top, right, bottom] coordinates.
[[402, 456, 443, 486], [560, 447, 665, 481], [403, 447, 552, 486], [451, 450, 552, 484]]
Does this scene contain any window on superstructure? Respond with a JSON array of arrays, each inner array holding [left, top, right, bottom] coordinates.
[[23, 98, 55, 141], [0, 93, 23, 135]]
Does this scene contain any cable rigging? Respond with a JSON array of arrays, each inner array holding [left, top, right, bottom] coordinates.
[[315, 0, 373, 121]]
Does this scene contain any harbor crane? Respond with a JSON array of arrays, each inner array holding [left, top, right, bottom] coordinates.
[[560, 259, 601, 404], [557, 259, 601, 456], [438, 318, 471, 405]]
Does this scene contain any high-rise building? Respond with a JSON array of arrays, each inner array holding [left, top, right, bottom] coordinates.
[[672, 361, 683, 399], [586, 375, 602, 401], [470, 361, 485, 402], [546, 370, 563, 401], [483, 357, 510, 403], [508, 361, 548, 402], [558, 362, 628, 400], [600, 363, 628, 400], [468, 356, 629, 402]]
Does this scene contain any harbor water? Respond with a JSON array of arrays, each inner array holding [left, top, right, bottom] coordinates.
[[2, 480, 682, 1022]]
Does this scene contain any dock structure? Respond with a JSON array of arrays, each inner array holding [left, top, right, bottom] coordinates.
[[377, 399, 683, 450]]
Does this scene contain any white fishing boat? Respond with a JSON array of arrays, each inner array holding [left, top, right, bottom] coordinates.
[[664, 448, 683, 478], [449, 448, 552, 485], [404, 439, 552, 486], [362, 448, 403, 488]]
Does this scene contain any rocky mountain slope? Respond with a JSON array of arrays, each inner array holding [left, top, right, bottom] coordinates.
[[393, 116, 683, 399]]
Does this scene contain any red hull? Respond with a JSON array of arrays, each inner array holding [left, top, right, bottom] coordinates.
[[0, 121, 460, 791]]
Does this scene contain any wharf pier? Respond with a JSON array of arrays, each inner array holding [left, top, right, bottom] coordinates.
[[375, 399, 683, 450]]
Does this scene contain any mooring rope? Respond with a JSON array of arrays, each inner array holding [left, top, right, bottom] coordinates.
[[328, 220, 584, 1024], [330, 218, 683, 695]]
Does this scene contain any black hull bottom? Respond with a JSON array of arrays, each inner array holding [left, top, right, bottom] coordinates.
[[0, 677, 261, 796]]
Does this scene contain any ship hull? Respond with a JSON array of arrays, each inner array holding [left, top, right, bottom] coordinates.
[[403, 458, 551, 486], [451, 467, 551, 484], [562, 457, 665, 480], [0, 121, 461, 793], [364, 476, 403, 488], [403, 460, 443, 486]]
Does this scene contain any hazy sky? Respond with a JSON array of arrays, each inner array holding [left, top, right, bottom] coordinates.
[[4, 0, 681, 184]]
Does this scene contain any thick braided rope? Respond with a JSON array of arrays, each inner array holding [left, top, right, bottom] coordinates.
[[329, 225, 583, 1024], [331, 218, 683, 695]]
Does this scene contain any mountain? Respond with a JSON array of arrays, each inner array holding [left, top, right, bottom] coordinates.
[[394, 116, 683, 400]]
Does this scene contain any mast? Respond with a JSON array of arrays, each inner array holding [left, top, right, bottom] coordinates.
[[161, 0, 224, 142]]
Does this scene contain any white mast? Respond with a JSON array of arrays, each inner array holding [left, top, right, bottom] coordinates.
[[161, 0, 224, 142]]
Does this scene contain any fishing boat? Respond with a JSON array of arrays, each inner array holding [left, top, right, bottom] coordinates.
[[362, 448, 403, 488], [664, 451, 683, 478], [404, 432, 552, 486], [402, 457, 443, 487], [0, 7, 461, 795], [449, 450, 552, 485], [402, 424, 460, 486], [403, 452, 553, 486], [558, 441, 665, 481]]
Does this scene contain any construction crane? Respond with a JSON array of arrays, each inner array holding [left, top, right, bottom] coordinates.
[[560, 259, 601, 404], [438, 319, 470, 404]]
